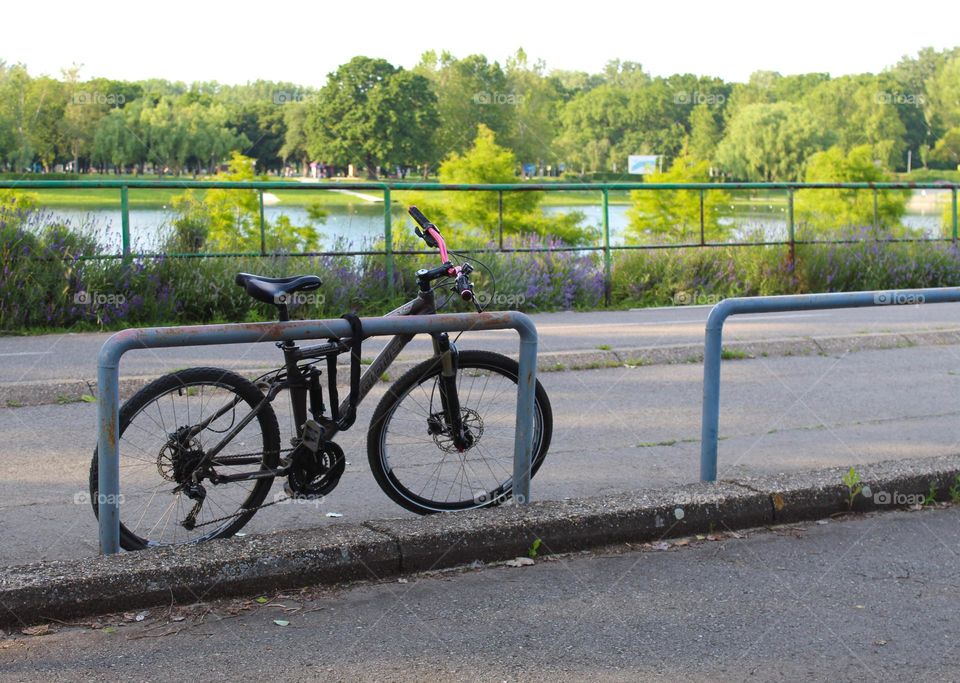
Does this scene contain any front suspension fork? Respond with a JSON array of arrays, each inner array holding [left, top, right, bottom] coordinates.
[[434, 333, 470, 451]]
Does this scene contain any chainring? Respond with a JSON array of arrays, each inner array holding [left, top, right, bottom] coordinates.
[[286, 441, 346, 498]]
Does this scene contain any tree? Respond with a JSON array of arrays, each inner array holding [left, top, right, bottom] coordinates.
[[170, 153, 320, 253], [416, 51, 514, 160], [927, 54, 960, 134], [686, 102, 722, 162], [801, 75, 907, 170], [502, 49, 563, 170], [557, 85, 630, 173], [715, 102, 826, 181], [928, 128, 960, 168], [91, 109, 137, 171], [625, 151, 730, 244], [413, 124, 592, 244], [25, 76, 67, 171], [798, 145, 908, 232], [306, 57, 437, 178], [280, 102, 311, 174], [228, 100, 287, 173]]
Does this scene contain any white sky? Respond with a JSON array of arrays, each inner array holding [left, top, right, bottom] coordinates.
[[4, 0, 958, 85]]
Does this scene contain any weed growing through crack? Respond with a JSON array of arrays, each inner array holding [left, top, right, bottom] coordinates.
[[842, 466, 863, 509]]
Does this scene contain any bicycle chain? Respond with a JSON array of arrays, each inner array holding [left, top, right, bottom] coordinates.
[[189, 492, 291, 529], [188, 448, 295, 529]]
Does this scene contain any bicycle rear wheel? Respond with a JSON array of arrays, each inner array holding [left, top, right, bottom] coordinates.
[[367, 350, 552, 514], [89, 367, 281, 550]]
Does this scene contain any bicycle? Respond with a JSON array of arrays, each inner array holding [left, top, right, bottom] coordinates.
[[89, 207, 553, 550]]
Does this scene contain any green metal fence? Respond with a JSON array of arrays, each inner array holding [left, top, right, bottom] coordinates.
[[4, 179, 959, 300]]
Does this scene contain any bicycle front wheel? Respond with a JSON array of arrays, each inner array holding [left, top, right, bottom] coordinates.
[[367, 350, 552, 514]]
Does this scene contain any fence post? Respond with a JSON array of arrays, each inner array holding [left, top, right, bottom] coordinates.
[[498, 190, 504, 250], [602, 187, 611, 305], [120, 185, 130, 259], [699, 189, 706, 245], [953, 188, 958, 245], [258, 189, 266, 255], [383, 187, 394, 295], [872, 187, 880, 231], [787, 188, 796, 266]]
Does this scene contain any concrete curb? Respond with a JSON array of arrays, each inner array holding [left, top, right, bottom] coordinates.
[[5, 327, 960, 407], [3, 454, 959, 630]]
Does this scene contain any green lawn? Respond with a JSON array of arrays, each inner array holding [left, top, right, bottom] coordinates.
[[8, 174, 640, 209]]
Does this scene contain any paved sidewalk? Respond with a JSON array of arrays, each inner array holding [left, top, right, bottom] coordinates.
[[3, 505, 957, 681], [3, 301, 960, 386], [4, 342, 960, 567]]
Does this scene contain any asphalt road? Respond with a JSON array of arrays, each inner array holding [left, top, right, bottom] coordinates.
[[3, 506, 957, 681], [3, 302, 960, 384], [4, 341, 960, 567]]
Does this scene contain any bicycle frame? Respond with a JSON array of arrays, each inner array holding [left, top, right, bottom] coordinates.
[[201, 286, 458, 484], [283, 286, 441, 442]]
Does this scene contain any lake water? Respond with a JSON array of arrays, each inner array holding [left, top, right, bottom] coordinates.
[[45, 199, 948, 254]]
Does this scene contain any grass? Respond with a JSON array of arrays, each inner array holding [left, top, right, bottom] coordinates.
[[12, 178, 639, 210], [721, 348, 750, 360]]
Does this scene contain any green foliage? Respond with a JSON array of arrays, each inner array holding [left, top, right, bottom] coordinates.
[[625, 153, 731, 244], [686, 103, 723, 162], [949, 475, 960, 504], [929, 128, 960, 169], [800, 74, 908, 170], [715, 102, 827, 181], [528, 538, 542, 559], [306, 57, 438, 178], [170, 153, 320, 253], [798, 145, 909, 233], [413, 124, 594, 245], [4, 48, 960, 178], [610, 244, 794, 307], [842, 466, 863, 509], [415, 51, 514, 159]]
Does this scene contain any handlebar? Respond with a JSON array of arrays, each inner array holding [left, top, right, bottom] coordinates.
[[408, 206, 481, 308], [408, 206, 449, 262], [455, 264, 475, 302]]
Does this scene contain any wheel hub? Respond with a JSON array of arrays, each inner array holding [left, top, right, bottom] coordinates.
[[429, 408, 484, 453], [157, 428, 207, 483]]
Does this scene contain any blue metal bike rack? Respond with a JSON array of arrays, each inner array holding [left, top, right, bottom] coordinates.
[[97, 311, 539, 555], [700, 287, 960, 482]]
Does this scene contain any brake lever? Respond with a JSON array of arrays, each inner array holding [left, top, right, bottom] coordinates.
[[415, 226, 439, 249]]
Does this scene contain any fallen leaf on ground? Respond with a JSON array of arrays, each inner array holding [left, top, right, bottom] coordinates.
[[21, 625, 53, 637], [273, 620, 290, 627], [651, 541, 671, 551], [673, 539, 690, 547], [505, 557, 535, 567]]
